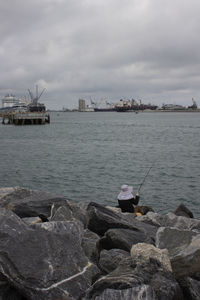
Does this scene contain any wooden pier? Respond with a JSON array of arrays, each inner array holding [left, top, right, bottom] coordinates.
[[2, 112, 50, 125]]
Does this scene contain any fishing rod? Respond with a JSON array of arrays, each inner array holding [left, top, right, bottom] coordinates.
[[137, 159, 181, 194], [137, 161, 156, 194]]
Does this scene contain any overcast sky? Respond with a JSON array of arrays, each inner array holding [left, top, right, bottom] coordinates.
[[1, 0, 200, 109]]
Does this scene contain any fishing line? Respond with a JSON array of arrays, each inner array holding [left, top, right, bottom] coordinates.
[[135, 160, 157, 206]]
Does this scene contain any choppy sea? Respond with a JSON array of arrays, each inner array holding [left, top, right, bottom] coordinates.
[[0, 111, 200, 217]]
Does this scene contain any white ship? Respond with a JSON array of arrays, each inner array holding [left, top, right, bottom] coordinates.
[[1, 94, 30, 112], [2, 94, 21, 108]]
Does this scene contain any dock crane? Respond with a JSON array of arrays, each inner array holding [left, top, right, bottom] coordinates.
[[27, 85, 46, 112], [188, 98, 197, 109], [28, 85, 46, 106]]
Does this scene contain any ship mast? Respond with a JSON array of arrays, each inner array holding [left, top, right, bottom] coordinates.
[[28, 86, 46, 106]]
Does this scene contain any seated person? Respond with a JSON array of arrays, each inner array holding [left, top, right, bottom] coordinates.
[[118, 184, 139, 213]]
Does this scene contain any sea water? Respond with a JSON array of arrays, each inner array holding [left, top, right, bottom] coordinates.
[[0, 111, 200, 217]]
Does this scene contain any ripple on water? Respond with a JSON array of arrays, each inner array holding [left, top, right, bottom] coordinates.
[[0, 112, 200, 218]]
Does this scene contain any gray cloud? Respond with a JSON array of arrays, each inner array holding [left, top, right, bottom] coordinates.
[[0, 0, 200, 109]]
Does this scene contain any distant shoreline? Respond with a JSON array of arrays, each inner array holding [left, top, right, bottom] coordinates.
[[138, 109, 200, 113], [46, 109, 200, 113], [2, 109, 198, 115]]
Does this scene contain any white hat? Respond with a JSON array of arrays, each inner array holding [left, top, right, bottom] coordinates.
[[118, 184, 133, 200]]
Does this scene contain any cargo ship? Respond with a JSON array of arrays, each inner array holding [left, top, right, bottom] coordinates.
[[91, 99, 116, 112], [94, 107, 116, 112], [115, 99, 158, 112]]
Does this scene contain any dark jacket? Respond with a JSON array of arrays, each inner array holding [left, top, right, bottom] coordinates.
[[118, 195, 140, 213]]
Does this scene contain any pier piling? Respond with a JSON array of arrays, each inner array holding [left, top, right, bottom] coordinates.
[[2, 112, 50, 125]]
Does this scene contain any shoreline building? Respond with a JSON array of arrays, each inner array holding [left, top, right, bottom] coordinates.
[[78, 99, 86, 112]]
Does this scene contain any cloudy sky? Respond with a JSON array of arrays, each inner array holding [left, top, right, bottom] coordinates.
[[1, 0, 200, 109]]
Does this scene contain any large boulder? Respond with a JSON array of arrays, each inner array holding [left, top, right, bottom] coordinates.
[[173, 203, 194, 218], [136, 212, 163, 227], [178, 277, 200, 300], [50, 201, 87, 227], [98, 249, 130, 273], [84, 243, 183, 300], [0, 187, 21, 199], [86, 202, 157, 242], [82, 229, 101, 263], [0, 207, 99, 300], [0, 273, 27, 299], [0, 187, 68, 218], [86, 202, 133, 236], [156, 227, 200, 278], [156, 227, 198, 257], [50, 205, 74, 221], [99, 228, 154, 252], [171, 235, 200, 278], [137, 212, 200, 232], [86, 285, 157, 300], [130, 243, 172, 272], [0, 283, 26, 300]]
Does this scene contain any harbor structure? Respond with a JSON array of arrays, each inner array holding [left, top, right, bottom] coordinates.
[[2, 111, 50, 125], [161, 104, 186, 110], [160, 98, 198, 111], [78, 99, 86, 111], [1, 86, 50, 125], [188, 98, 198, 109]]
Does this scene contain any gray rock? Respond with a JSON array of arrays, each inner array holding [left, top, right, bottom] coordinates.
[[171, 235, 200, 278], [0, 186, 22, 199], [156, 227, 200, 278], [105, 206, 122, 214], [0, 187, 68, 218], [137, 212, 200, 232], [156, 227, 198, 257], [99, 249, 130, 273], [22, 217, 42, 225], [50, 205, 77, 221], [0, 208, 99, 300], [93, 285, 158, 300], [99, 228, 154, 252], [84, 248, 183, 300], [130, 243, 172, 273], [82, 229, 100, 263], [178, 277, 200, 300], [173, 203, 194, 218], [0, 284, 27, 300], [51, 201, 87, 227], [87, 202, 131, 236], [136, 212, 164, 227], [86, 202, 157, 242]]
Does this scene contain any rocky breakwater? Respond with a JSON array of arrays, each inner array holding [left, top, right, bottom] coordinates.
[[0, 187, 200, 299]]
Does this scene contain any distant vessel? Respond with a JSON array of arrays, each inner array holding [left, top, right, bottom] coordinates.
[[0, 94, 30, 114], [91, 99, 116, 112], [2, 94, 20, 108], [115, 99, 158, 112], [1, 94, 29, 109], [94, 107, 116, 112]]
